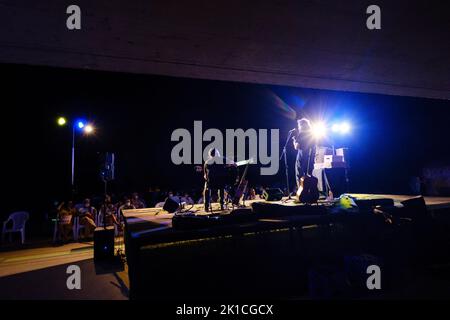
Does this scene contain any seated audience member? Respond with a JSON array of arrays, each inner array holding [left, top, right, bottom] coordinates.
[[131, 192, 146, 209], [182, 193, 195, 205], [247, 188, 261, 200], [100, 195, 122, 230], [155, 201, 165, 208], [118, 197, 136, 217], [223, 189, 230, 204], [77, 198, 97, 238], [57, 201, 75, 242]]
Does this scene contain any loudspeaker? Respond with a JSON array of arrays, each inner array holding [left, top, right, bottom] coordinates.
[[400, 196, 430, 222], [100, 152, 115, 181], [163, 197, 180, 213], [94, 226, 115, 261], [322, 168, 347, 197], [262, 188, 284, 201]]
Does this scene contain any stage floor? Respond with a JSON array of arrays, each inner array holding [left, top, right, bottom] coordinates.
[[122, 194, 450, 244], [123, 193, 450, 222]]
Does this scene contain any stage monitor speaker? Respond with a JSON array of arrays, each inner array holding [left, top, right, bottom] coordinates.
[[94, 226, 115, 261], [400, 196, 430, 222], [262, 188, 284, 201], [163, 197, 180, 213]]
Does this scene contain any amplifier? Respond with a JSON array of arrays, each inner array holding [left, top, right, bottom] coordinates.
[[336, 148, 349, 163], [324, 155, 344, 163], [315, 146, 333, 164], [314, 162, 348, 169]]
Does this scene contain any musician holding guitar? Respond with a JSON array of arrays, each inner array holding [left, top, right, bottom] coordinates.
[[292, 118, 319, 203]]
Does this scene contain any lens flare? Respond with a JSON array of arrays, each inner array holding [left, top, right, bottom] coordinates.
[[267, 90, 297, 120]]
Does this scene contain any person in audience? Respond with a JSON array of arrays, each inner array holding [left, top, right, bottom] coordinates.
[[182, 193, 195, 205], [131, 192, 146, 209], [118, 197, 135, 217], [77, 198, 97, 238], [57, 201, 75, 242], [247, 188, 261, 200], [99, 195, 122, 230]]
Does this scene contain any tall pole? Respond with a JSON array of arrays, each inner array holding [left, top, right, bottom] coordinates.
[[71, 124, 75, 196]]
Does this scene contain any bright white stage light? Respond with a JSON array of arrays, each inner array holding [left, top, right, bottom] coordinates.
[[331, 123, 340, 132], [340, 122, 350, 134], [331, 122, 351, 135], [311, 121, 327, 140]]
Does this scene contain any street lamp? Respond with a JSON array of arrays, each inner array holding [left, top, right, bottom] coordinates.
[[57, 117, 67, 126], [84, 124, 94, 134], [57, 117, 95, 195]]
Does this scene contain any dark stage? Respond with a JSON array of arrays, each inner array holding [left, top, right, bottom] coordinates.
[[123, 194, 450, 300]]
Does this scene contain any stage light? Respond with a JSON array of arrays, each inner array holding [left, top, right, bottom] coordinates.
[[77, 121, 85, 129], [340, 122, 350, 134], [57, 117, 67, 126], [84, 124, 94, 134], [331, 123, 340, 132], [311, 121, 327, 140], [331, 122, 351, 135]]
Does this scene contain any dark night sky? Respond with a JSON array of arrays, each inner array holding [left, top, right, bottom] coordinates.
[[2, 63, 450, 216]]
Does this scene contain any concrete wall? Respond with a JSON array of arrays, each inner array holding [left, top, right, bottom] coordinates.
[[1, 0, 449, 99]]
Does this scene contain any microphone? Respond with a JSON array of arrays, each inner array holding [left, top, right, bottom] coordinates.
[[288, 128, 297, 133]]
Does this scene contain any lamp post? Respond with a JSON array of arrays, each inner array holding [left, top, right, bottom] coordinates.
[[58, 117, 95, 196]]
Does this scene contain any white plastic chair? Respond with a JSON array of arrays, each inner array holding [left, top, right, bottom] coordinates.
[[52, 218, 60, 242], [72, 216, 86, 241], [2, 211, 29, 244], [73, 207, 97, 241], [96, 210, 104, 227], [97, 210, 119, 236]]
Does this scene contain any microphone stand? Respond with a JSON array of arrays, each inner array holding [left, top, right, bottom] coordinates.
[[280, 130, 294, 199]]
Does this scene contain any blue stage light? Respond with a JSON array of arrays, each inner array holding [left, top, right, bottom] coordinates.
[[77, 121, 85, 129], [331, 122, 351, 135]]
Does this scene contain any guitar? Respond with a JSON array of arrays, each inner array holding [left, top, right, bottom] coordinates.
[[232, 158, 254, 206], [296, 148, 319, 204]]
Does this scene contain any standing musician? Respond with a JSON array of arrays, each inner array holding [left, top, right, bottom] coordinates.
[[203, 148, 236, 211], [292, 118, 316, 190]]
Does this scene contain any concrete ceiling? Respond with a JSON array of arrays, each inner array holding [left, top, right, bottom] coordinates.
[[1, 0, 449, 99]]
